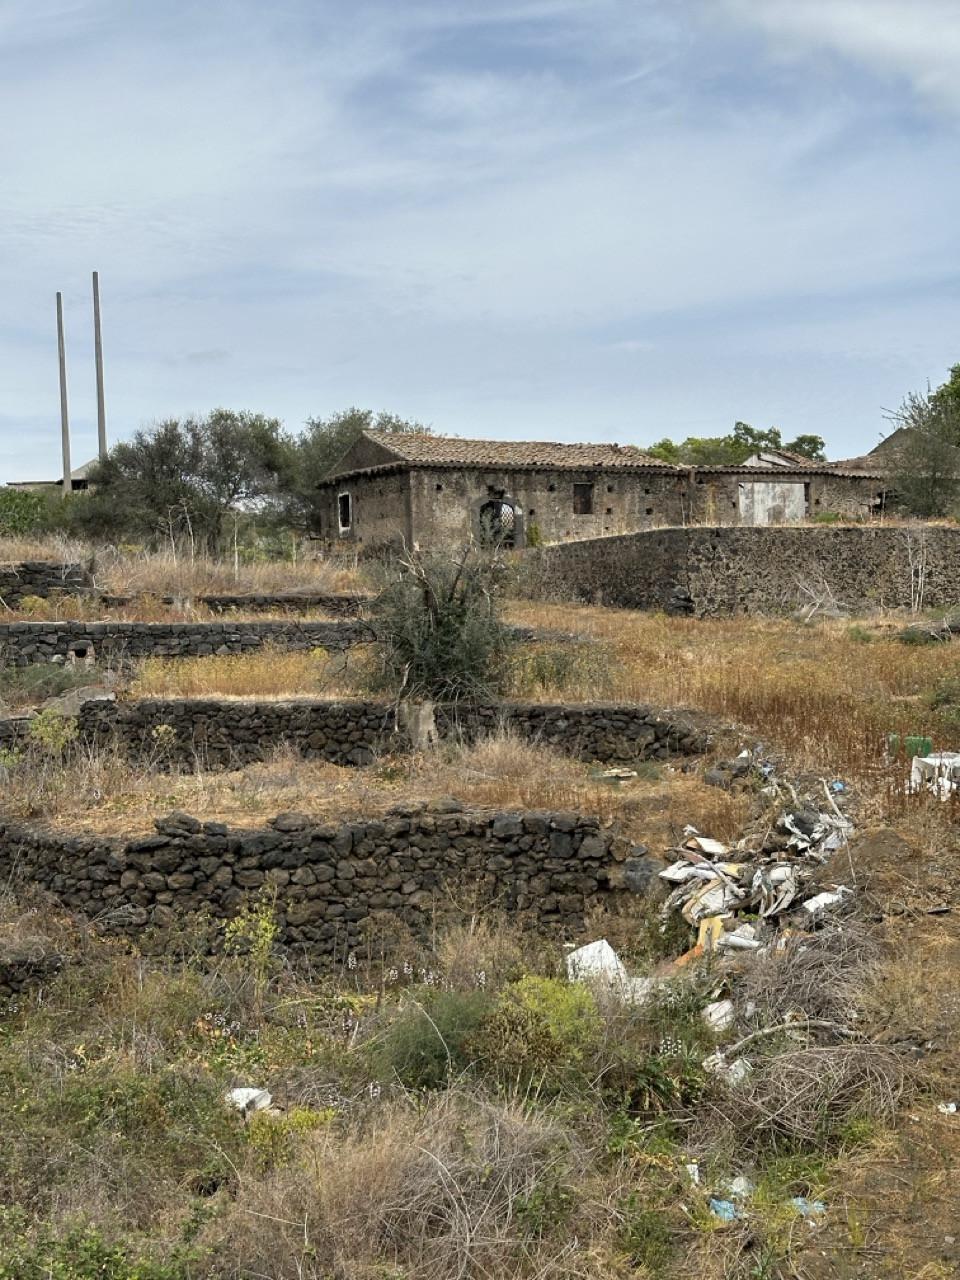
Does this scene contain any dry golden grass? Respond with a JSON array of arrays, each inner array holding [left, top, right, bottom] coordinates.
[[93, 545, 367, 597], [4, 730, 749, 848], [0, 533, 87, 562], [507, 600, 960, 786], [127, 646, 364, 700]]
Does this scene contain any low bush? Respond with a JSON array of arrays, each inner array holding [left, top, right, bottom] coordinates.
[[369, 988, 493, 1088]]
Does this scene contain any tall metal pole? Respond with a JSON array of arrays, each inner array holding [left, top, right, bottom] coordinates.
[[56, 291, 72, 497], [92, 270, 107, 460]]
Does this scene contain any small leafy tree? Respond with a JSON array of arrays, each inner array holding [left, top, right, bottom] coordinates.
[[280, 407, 429, 534], [368, 546, 514, 703], [884, 386, 960, 517], [73, 410, 290, 550], [647, 422, 826, 465]]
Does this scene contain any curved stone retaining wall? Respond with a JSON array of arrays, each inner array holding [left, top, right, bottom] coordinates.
[[535, 525, 960, 616], [76, 697, 710, 768], [0, 807, 641, 957], [0, 620, 369, 666]]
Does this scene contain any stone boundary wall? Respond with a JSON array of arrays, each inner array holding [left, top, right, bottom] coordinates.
[[0, 620, 370, 667], [0, 807, 643, 958], [74, 697, 709, 768], [0, 562, 90, 606], [536, 525, 960, 616], [98, 592, 371, 617], [0, 562, 369, 617]]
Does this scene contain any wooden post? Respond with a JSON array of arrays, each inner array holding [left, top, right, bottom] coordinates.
[[92, 270, 107, 460], [56, 291, 72, 496]]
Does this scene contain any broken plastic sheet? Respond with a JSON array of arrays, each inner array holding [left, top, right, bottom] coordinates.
[[564, 939, 652, 1003], [910, 752, 960, 799]]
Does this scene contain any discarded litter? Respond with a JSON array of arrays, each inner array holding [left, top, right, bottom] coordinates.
[[801, 886, 852, 917], [910, 752, 960, 799], [709, 1198, 738, 1222], [565, 939, 652, 1003], [937, 1101, 958, 1115], [684, 1162, 701, 1185], [594, 766, 638, 782], [791, 1197, 826, 1219], [702, 998, 735, 1032], [225, 1087, 272, 1116], [565, 939, 628, 986], [703, 1052, 753, 1087], [725, 1174, 755, 1199]]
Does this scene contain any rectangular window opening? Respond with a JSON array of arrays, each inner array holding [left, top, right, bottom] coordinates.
[[573, 482, 594, 515], [338, 492, 352, 531]]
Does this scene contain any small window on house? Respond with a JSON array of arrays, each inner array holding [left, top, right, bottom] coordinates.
[[606, 484, 614, 493], [338, 492, 352, 531], [548, 483, 557, 493], [645, 507, 654, 515], [573, 483, 594, 515], [436, 483, 443, 492], [605, 507, 613, 515]]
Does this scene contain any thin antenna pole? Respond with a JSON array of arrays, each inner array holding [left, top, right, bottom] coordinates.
[[92, 270, 107, 459], [56, 291, 72, 497]]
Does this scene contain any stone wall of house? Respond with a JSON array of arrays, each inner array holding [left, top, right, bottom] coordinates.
[[408, 467, 687, 549], [0, 562, 90, 605], [316, 470, 412, 547], [686, 472, 882, 525], [537, 524, 960, 615], [0, 807, 644, 958], [0, 620, 369, 666], [321, 467, 687, 550], [76, 697, 710, 769]]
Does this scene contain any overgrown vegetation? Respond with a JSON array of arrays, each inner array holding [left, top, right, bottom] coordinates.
[[367, 546, 514, 703], [0, 894, 912, 1279]]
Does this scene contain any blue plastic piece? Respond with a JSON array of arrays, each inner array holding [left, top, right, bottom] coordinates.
[[709, 1198, 737, 1221]]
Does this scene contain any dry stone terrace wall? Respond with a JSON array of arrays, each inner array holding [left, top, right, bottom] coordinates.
[[98, 591, 371, 617], [0, 808, 641, 958], [0, 619, 369, 667], [537, 525, 960, 616], [0, 562, 90, 605], [76, 697, 710, 768]]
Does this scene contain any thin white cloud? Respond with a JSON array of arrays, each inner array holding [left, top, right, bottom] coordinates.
[[0, 0, 958, 477], [722, 0, 960, 112]]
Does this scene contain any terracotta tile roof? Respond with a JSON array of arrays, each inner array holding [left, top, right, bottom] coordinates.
[[364, 430, 668, 470]]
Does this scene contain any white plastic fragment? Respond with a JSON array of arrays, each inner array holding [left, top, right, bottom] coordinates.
[[565, 939, 652, 1004], [911, 753, 960, 799], [703, 1052, 753, 1087], [937, 1101, 958, 1115], [565, 939, 628, 985], [225, 1087, 272, 1115], [801, 886, 852, 916], [702, 998, 735, 1031]]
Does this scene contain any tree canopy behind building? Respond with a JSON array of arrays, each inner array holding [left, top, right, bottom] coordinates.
[[647, 422, 826, 466]]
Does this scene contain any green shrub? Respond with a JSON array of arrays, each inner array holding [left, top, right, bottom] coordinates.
[[371, 989, 493, 1089], [27, 708, 78, 754], [367, 547, 514, 703], [0, 1207, 201, 1279], [0, 490, 45, 537], [469, 976, 602, 1091]]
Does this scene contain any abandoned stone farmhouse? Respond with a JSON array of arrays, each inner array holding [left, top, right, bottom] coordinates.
[[316, 430, 885, 550]]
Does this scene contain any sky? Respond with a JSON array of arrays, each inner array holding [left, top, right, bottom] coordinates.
[[2, 0, 959, 478]]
